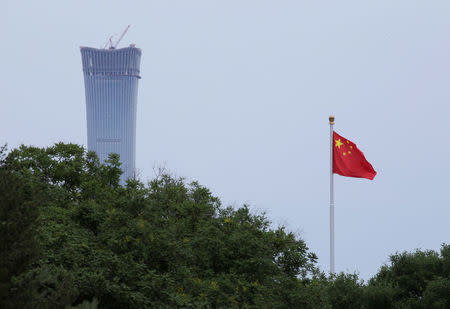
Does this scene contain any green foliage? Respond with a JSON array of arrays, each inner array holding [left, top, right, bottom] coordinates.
[[422, 276, 450, 308], [0, 143, 319, 308], [326, 273, 365, 308], [368, 244, 450, 309], [364, 281, 397, 309], [1, 142, 448, 308], [66, 297, 99, 309], [0, 145, 40, 308]]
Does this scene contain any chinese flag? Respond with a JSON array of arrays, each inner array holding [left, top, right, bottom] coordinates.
[[333, 131, 376, 180]]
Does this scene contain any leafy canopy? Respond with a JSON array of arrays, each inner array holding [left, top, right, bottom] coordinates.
[[2, 143, 448, 308], [1, 143, 318, 308]]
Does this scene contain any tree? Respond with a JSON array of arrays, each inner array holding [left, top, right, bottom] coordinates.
[[326, 273, 365, 309], [3, 142, 448, 308], [368, 244, 450, 309], [1, 143, 320, 308], [0, 145, 40, 308]]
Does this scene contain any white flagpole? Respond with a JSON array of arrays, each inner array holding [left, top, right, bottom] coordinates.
[[329, 115, 335, 274]]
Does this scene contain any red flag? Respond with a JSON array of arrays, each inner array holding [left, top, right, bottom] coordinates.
[[333, 131, 376, 180]]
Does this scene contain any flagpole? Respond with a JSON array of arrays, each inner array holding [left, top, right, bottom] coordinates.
[[329, 115, 335, 274]]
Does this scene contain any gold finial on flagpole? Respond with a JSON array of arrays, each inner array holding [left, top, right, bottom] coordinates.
[[329, 115, 335, 125]]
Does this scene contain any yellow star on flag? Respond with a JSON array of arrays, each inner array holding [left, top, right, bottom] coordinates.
[[335, 139, 343, 149]]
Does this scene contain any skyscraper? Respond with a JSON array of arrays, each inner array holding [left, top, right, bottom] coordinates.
[[80, 45, 142, 182]]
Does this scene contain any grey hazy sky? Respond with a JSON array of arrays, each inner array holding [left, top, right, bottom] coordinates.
[[3, 0, 450, 280]]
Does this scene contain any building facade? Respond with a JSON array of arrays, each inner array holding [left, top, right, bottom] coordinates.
[[80, 46, 142, 182]]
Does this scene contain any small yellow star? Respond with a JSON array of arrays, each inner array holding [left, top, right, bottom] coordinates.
[[343, 152, 346, 156], [348, 151, 351, 154], [335, 139, 343, 149], [350, 145, 353, 149], [346, 141, 349, 144]]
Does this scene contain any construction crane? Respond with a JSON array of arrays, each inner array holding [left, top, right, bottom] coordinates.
[[112, 25, 131, 49], [103, 25, 131, 49], [103, 36, 114, 49]]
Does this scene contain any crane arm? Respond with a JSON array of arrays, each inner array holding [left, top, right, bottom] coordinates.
[[113, 25, 131, 48]]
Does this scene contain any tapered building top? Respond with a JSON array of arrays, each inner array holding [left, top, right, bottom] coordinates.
[[80, 46, 142, 78]]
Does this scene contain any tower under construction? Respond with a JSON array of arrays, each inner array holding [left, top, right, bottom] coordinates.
[[80, 28, 142, 182]]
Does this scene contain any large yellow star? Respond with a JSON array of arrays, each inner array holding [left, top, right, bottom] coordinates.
[[335, 139, 343, 149]]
